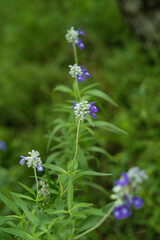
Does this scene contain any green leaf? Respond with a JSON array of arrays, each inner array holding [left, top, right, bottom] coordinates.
[[10, 193, 39, 224], [43, 163, 67, 174], [0, 231, 13, 240], [85, 89, 118, 107], [44, 209, 68, 215], [86, 146, 115, 161], [0, 227, 33, 240], [18, 182, 36, 197], [74, 170, 111, 179], [72, 203, 93, 211], [81, 83, 99, 94], [55, 197, 64, 217], [83, 208, 104, 216], [14, 193, 35, 201], [67, 175, 73, 211], [79, 181, 108, 195], [77, 146, 88, 169], [94, 121, 127, 135], [54, 85, 72, 94], [0, 193, 21, 216], [0, 216, 16, 226], [46, 152, 62, 163]]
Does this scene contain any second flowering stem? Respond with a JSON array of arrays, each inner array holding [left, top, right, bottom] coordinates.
[[71, 119, 81, 172]]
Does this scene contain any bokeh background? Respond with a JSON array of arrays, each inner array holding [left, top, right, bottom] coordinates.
[[0, 0, 160, 239]]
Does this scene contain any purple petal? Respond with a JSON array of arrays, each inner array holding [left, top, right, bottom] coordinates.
[[120, 205, 131, 218], [77, 39, 85, 49], [132, 196, 144, 209], [71, 102, 77, 111], [113, 206, 123, 220], [84, 72, 90, 77], [115, 172, 128, 187], [0, 141, 7, 151], [36, 164, 44, 172], [19, 159, 25, 165], [76, 74, 85, 82], [77, 28, 85, 35]]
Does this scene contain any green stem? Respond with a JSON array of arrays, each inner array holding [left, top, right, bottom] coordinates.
[[73, 44, 78, 64], [71, 119, 81, 171], [73, 44, 81, 100], [74, 206, 114, 239], [34, 167, 39, 204], [69, 220, 76, 240]]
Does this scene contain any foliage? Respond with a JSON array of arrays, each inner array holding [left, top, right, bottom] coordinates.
[[0, 0, 159, 239]]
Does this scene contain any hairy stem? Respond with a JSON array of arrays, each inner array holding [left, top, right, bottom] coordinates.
[[71, 119, 81, 171], [74, 206, 114, 239]]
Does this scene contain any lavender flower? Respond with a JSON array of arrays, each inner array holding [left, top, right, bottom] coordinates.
[[69, 64, 90, 83], [115, 172, 128, 187], [72, 101, 98, 120], [65, 26, 85, 49], [19, 150, 43, 172], [0, 141, 7, 151], [111, 166, 147, 220]]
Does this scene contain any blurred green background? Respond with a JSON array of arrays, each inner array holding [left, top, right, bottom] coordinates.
[[0, 0, 160, 239]]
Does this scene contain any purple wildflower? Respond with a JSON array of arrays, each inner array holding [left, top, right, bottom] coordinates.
[[36, 164, 44, 172], [20, 155, 26, 165], [132, 196, 144, 209], [77, 39, 85, 49], [72, 101, 98, 120], [113, 206, 122, 220], [65, 27, 86, 50], [120, 205, 131, 218], [76, 74, 85, 82], [77, 28, 85, 35], [69, 64, 90, 83], [19, 150, 43, 172], [0, 141, 7, 151], [113, 205, 131, 220], [115, 172, 129, 187], [89, 102, 98, 119]]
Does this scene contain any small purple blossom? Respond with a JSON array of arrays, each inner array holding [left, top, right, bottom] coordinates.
[[36, 164, 44, 172], [111, 167, 147, 220], [89, 102, 98, 119], [0, 141, 7, 151], [20, 156, 26, 165], [115, 172, 129, 187], [72, 101, 98, 120], [19, 150, 43, 172], [113, 206, 122, 220], [132, 196, 144, 209], [65, 27, 86, 50], [77, 39, 85, 49], [76, 66, 90, 82], [77, 28, 85, 35]]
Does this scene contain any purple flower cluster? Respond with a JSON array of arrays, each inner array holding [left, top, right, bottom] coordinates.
[[0, 141, 7, 151], [65, 27, 85, 50], [89, 102, 98, 119], [113, 196, 144, 220], [76, 66, 90, 82], [111, 167, 147, 220], [76, 28, 85, 49], [72, 101, 98, 120], [20, 150, 43, 172]]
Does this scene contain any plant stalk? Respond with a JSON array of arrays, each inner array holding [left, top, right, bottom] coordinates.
[[74, 206, 114, 239], [71, 119, 81, 171]]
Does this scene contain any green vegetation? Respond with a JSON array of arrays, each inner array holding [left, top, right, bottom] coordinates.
[[0, 0, 159, 239]]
